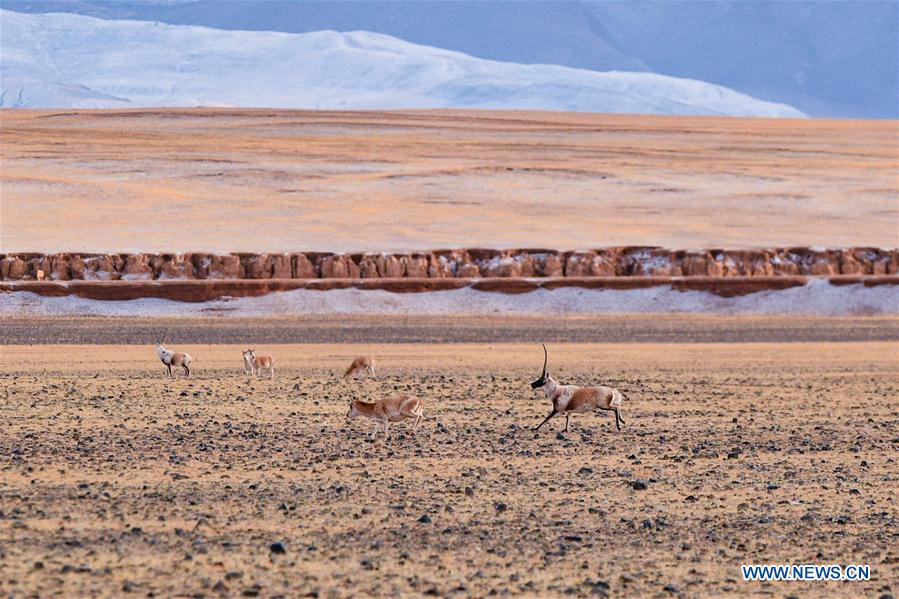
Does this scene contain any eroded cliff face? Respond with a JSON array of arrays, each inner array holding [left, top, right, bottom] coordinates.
[[1, 247, 897, 281]]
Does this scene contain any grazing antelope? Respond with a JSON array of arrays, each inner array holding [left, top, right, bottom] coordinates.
[[344, 356, 376, 380], [346, 395, 424, 439], [242, 349, 275, 379], [154, 329, 192, 378], [531, 345, 625, 433]]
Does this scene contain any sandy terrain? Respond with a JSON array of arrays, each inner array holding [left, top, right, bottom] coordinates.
[[2, 109, 897, 253], [2, 324, 897, 597]]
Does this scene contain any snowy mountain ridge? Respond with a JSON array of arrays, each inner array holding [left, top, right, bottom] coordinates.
[[0, 9, 804, 117]]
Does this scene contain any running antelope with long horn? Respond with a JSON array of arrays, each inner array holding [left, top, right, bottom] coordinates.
[[242, 349, 275, 379], [346, 395, 424, 439], [531, 345, 625, 432], [154, 329, 192, 378]]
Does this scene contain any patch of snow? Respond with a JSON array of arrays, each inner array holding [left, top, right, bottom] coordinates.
[[83, 270, 113, 281], [1, 279, 895, 318], [484, 256, 514, 270]]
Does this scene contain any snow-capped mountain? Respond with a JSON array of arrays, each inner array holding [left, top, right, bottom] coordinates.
[[3, 0, 893, 117], [0, 10, 804, 116]]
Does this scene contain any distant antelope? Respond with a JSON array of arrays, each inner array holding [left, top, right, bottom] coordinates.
[[242, 349, 275, 379], [344, 356, 376, 380], [531, 345, 625, 432], [154, 329, 192, 378], [347, 395, 424, 439]]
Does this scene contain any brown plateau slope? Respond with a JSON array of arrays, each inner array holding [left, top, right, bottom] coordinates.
[[1, 109, 896, 253], [2, 247, 898, 281]]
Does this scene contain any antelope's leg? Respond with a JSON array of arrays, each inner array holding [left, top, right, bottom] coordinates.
[[270, 367, 275, 380], [383, 418, 390, 439], [183, 364, 190, 378], [412, 414, 422, 432], [166, 364, 173, 378], [565, 414, 571, 432], [601, 407, 621, 431], [534, 410, 556, 431]]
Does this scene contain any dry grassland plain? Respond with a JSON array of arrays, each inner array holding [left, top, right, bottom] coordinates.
[[1, 109, 897, 253], [1, 324, 898, 598]]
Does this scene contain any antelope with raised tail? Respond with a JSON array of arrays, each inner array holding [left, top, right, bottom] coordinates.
[[530, 345, 625, 433], [154, 329, 192, 378], [242, 349, 275, 379], [344, 356, 376, 380], [346, 395, 424, 439]]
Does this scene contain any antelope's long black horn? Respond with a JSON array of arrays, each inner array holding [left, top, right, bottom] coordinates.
[[541, 343, 548, 376], [161, 328, 168, 344]]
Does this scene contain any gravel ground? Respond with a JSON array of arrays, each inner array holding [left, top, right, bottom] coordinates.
[[2, 314, 898, 345], [1, 341, 897, 597]]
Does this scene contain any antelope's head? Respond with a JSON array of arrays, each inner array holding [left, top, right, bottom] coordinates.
[[154, 329, 170, 356], [242, 349, 255, 361], [530, 344, 549, 389], [346, 401, 360, 420]]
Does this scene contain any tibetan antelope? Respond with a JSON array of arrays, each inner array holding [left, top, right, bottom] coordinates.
[[242, 349, 275, 379], [346, 395, 424, 439], [344, 356, 376, 380], [154, 329, 192, 378], [531, 345, 625, 433]]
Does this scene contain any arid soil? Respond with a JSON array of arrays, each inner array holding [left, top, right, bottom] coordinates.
[[2, 314, 899, 345], [2, 109, 896, 253], [1, 329, 897, 597]]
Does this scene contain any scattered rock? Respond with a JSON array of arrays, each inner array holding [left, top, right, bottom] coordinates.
[[663, 584, 680, 594], [269, 541, 286, 554]]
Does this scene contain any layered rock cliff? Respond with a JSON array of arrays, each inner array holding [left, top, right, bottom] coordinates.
[[1, 247, 897, 281]]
